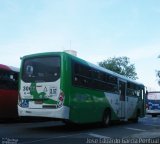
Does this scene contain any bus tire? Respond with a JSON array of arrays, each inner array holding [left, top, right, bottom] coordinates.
[[102, 109, 111, 127], [63, 120, 76, 127]]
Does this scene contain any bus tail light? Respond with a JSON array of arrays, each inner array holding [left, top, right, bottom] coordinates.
[[59, 91, 64, 102], [56, 91, 65, 108]]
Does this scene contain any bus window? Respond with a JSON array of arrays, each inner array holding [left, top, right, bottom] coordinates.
[[22, 56, 60, 83]]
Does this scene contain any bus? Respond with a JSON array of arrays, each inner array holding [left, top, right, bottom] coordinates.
[[0, 64, 19, 119], [18, 52, 145, 126], [146, 91, 160, 117]]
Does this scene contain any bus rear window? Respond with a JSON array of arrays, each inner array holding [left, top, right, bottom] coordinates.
[[22, 56, 60, 83], [0, 70, 18, 90]]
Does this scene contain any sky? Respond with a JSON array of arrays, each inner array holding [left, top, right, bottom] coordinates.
[[0, 0, 160, 91]]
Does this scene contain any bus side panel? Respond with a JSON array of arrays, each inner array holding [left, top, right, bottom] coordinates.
[[64, 56, 119, 124], [127, 96, 143, 120], [69, 88, 120, 123], [60, 54, 71, 115], [0, 89, 18, 118], [69, 88, 103, 123], [138, 96, 145, 117], [139, 89, 146, 117], [65, 56, 109, 123]]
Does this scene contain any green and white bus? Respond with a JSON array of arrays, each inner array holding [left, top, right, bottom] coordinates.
[[18, 52, 145, 126]]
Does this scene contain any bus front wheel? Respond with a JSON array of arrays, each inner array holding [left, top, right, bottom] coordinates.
[[102, 109, 111, 127]]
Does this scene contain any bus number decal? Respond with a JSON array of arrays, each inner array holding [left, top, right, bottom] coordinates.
[[23, 86, 31, 95], [23, 86, 30, 91], [49, 87, 57, 97]]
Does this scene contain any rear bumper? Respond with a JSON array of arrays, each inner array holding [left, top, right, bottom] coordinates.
[[146, 109, 160, 114], [18, 105, 70, 119]]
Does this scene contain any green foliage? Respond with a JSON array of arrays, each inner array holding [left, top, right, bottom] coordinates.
[[98, 56, 138, 80]]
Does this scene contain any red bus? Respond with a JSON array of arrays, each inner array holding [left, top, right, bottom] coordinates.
[[0, 64, 19, 119]]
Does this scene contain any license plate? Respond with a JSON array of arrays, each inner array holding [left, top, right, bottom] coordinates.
[[34, 100, 43, 104]]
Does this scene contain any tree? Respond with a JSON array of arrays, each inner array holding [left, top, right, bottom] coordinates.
[[98, 56, 138, 80]]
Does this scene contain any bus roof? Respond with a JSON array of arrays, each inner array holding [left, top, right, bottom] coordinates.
[[88, 62, 143, 86], [21, 51, 144, 87], [0, 64, 19, 72], [21, 52, 62, 59], [148, 91, 160, 93], [9, 66, 19, 72]]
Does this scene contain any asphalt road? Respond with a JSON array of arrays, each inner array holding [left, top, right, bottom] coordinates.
[[0, 115, 160, 144]]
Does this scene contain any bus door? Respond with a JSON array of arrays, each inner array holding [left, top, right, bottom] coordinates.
[[119, 80, 126, 119]]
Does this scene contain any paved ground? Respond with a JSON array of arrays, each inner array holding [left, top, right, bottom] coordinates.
[[0, 115, 160, 144]]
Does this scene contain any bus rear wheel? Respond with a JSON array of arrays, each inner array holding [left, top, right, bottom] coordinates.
[[102, 109, 111, 127]]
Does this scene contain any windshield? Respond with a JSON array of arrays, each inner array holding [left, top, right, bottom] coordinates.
[[22, 56, 60, 83], [0, 70, 18, 90], [147, 92, 160, 100]]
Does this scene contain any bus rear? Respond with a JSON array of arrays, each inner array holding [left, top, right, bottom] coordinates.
[[146, 91, 160, 117], [18, 53, 69, 120], [0, 64, 19, 119]]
